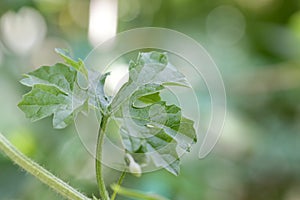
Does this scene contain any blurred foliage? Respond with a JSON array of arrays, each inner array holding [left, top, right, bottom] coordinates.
[[0, 0, 300, 200]]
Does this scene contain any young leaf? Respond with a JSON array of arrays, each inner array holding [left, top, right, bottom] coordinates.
[[110, 52, 197, 175], [55, 48, 88, 78], [109, 51, 189, 111], [18, 63, 88, 129]]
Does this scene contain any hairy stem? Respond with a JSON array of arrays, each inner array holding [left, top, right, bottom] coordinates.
[[110, 171, 126, 200], [96, 115, 110, 200], [0, 132, 90, 200]]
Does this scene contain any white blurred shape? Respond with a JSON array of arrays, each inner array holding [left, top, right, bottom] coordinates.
[[206, 5, 246, 46], [104, 63, 128, 96], [0, 7, 47, 55], [88, 0, 118, 46]]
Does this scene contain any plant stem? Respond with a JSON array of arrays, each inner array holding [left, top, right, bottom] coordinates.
[[111, 184, 169, 200], [110, 170, 126, 200], [95, 115, 110, 200], [0, 132, 90, 200]]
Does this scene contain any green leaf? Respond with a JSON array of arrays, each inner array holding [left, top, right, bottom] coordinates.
[[114, 84, 196, 175], [110, 52, 197, 175], [55, 48, 88, 78], [18, 64, 88, 129], [109, 51, 189, 111], [20, 63, 76, 93], [133, 92, 161, 108]]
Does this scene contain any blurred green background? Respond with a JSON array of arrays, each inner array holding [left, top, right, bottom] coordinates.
[[1, 0, 300, 199]]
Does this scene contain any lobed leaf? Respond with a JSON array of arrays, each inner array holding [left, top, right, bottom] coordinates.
[[109, 51, 189, 111], [18, 63, 88, 129], [110, 52, 197, 175]]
